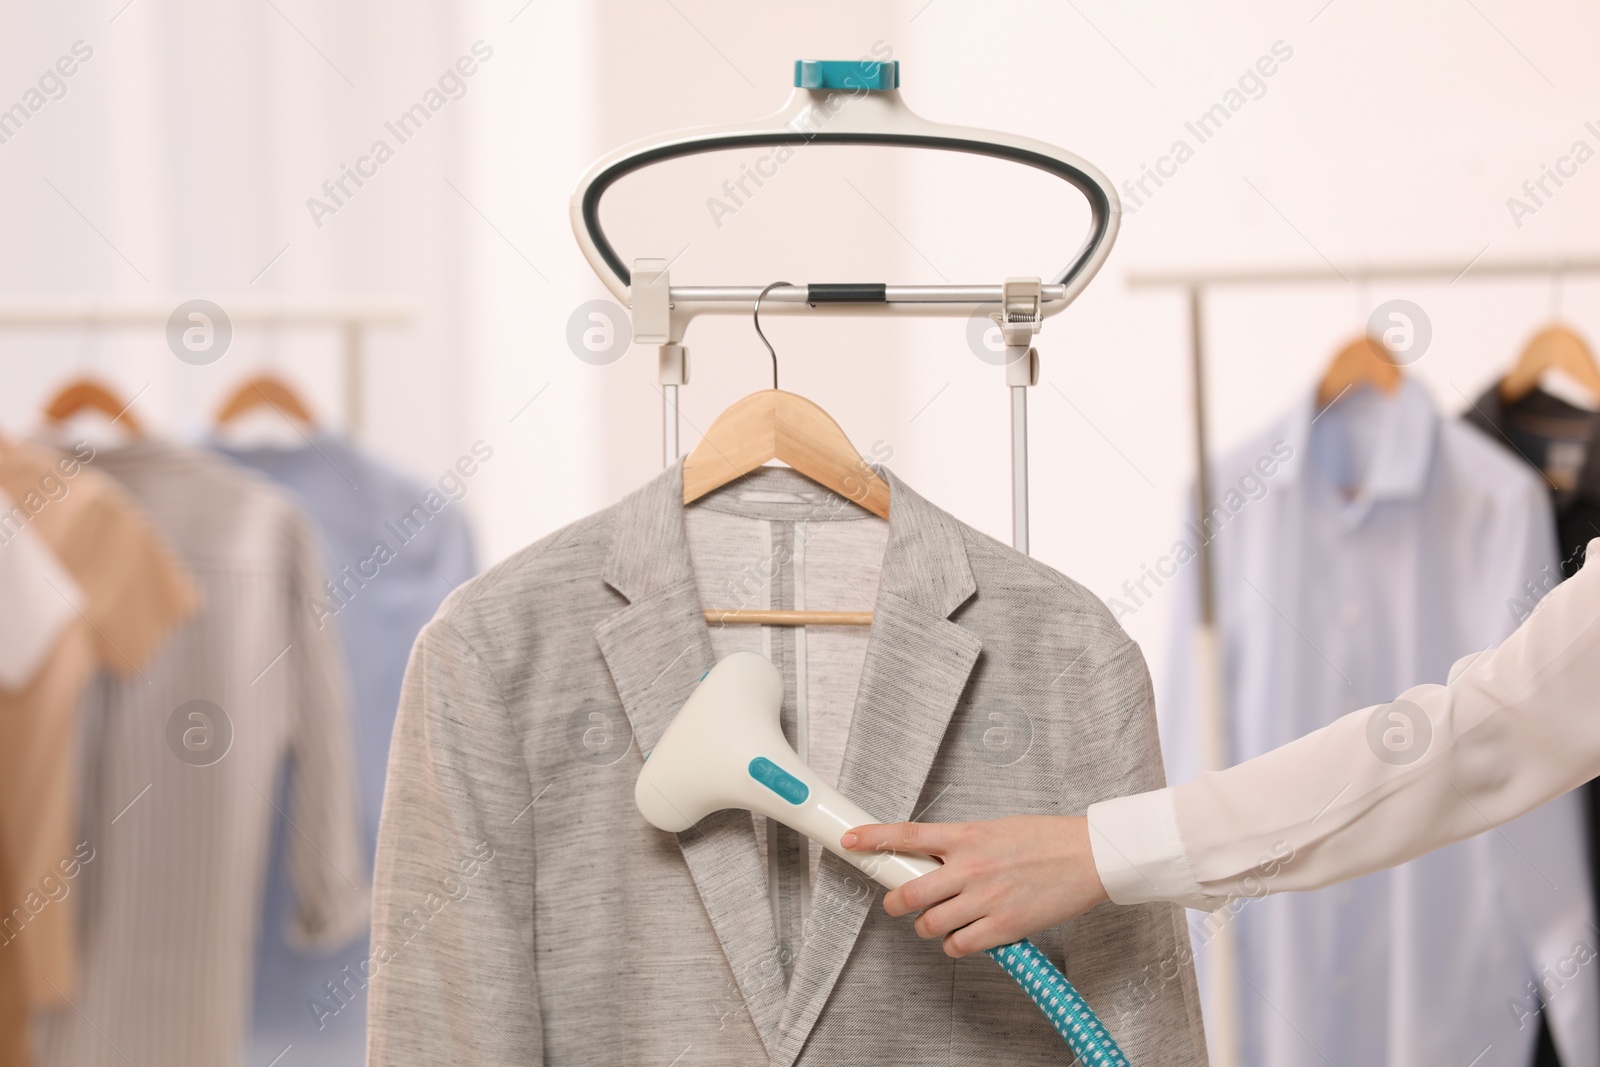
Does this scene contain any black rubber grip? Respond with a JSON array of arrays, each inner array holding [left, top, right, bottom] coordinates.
[[805, 283, 888, 304]]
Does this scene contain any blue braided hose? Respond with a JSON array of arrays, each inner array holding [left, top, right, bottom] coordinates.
[[986, 939, 1130, 1066]]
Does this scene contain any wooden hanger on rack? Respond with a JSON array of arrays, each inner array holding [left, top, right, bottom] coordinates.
[[687, 283, 889, 628], [214, 374, 317, 427], [1499, 324, 1600, 405], [1316, 334, 1403, 409], [42, 377, 145, 437]]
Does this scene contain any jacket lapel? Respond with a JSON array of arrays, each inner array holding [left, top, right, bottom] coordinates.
[[773, 471, 982, 1067], [593, 463, 788, 1058]]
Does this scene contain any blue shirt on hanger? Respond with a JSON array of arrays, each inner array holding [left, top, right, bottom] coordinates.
[[215, 433, 478, 1067], [1157, 378, 1596, 1067]]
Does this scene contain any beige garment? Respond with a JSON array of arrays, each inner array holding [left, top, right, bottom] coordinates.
[[1089, 534, 1600, 910], [32, 440, 366, 1067], [0, 820, 29, 1067], [0, 440, 196, 1007], [0, 487, 81, 691]]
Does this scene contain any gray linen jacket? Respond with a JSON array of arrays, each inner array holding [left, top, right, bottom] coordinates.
[[367, 461, 1207, 1066]]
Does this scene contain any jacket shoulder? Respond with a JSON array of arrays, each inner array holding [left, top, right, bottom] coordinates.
[[956, 521, 1134, 650], [432, 501, 619, 641]]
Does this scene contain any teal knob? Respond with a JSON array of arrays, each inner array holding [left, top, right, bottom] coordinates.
[[794, 59, 899, 91]]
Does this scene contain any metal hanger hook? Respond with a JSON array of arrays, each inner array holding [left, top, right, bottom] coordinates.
[[754, 281, 790, 390]]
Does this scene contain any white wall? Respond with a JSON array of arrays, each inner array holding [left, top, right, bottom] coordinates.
[[0, 0, 479, 461], [6, 0, 1599, 693]]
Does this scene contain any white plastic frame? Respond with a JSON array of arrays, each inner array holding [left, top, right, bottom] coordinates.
[[567, 81, 1122, 552]]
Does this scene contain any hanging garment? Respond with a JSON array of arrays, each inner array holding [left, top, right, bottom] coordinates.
[[0, 485, 81, 690], [31, 440, 368, 1067], [0, 486, 80, 1066], [1464, 384, 1600, 1066], [367, 461, 1207, 1067], [0, 441, 196, 1010], [215, 434, 477, 1067], [0, 820, 28, 1067], [1160, 379, 1596, 1067], [1466, 385, 1600, 578]]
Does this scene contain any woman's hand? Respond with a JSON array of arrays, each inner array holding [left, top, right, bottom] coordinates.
[[840, 815, 1109, 957]]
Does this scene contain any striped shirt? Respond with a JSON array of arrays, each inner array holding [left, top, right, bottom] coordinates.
[[0, 441, 196, 1013], [33, 440, 368, 1067], [215, 434, 477, 1067]]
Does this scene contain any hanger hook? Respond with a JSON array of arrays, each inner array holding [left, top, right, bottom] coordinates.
[[754, 281, 789, 391]]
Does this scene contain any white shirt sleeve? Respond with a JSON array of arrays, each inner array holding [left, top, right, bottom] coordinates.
[[0, 489, 83, 690], [1089, 536, 1600, 911]]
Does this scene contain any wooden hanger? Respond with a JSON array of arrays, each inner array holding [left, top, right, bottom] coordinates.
[[1316, 334, 1403, 409], [214, 374, 317, 427], [688, 284, 889, 627], [42, 377, 145, 437], [1500, 324, 1600, 405], [684, 391, 891, 516]]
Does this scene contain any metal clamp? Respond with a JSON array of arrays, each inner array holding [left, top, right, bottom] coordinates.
[[994, 277, 1043, 554], [996, 276, 1043, 379], [632, 258, 690, 464], [631, 258, 673, 345]]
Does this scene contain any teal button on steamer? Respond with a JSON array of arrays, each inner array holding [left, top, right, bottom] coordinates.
[[748, 756, 810, 804]]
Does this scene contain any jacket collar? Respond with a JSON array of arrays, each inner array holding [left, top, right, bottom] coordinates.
[[598, 459, 975, 618], [1277, 378, 1439, 524], [594, 459, 980, 1064]]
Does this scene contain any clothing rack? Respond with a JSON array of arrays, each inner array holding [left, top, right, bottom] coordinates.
[[1128, 255, 1600, 647], [569, 59, 1123, 554], [1128, 255, 1600, 1067], [0, 299, 412, 438]]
